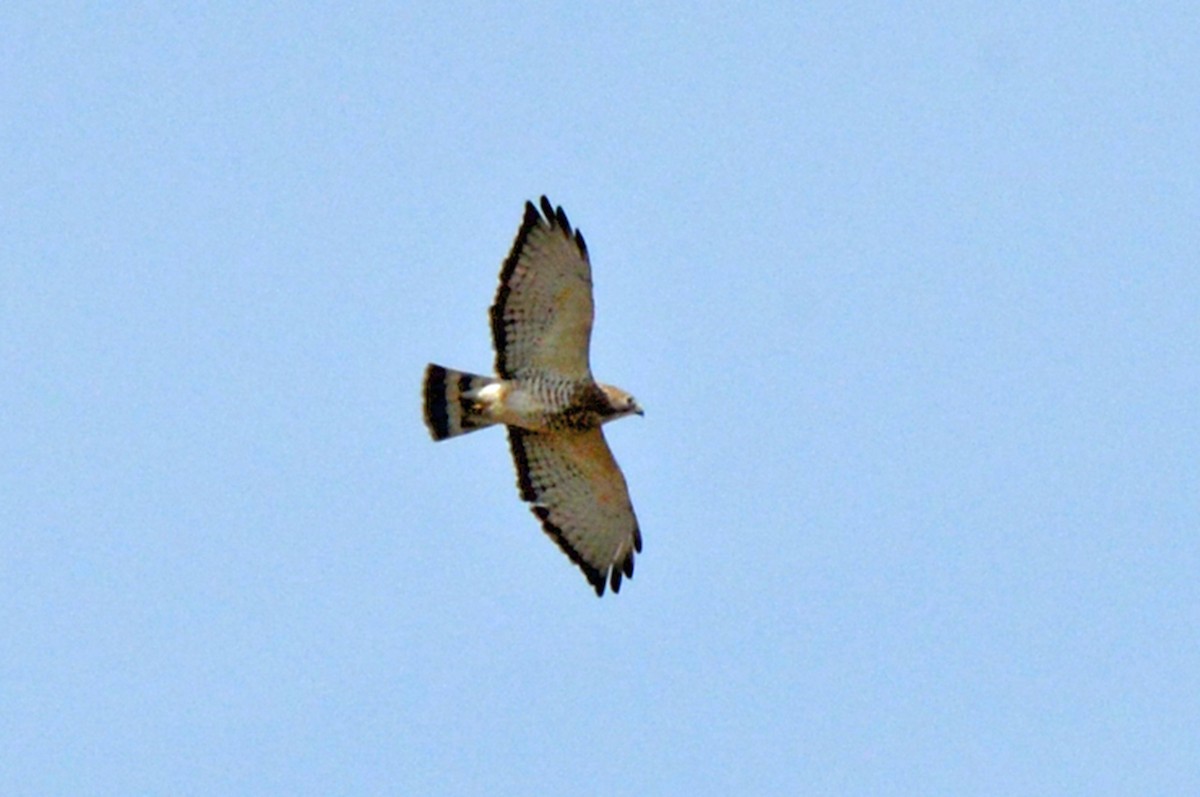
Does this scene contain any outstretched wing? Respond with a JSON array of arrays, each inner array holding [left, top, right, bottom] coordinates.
[[490, 196, 594, 381], [507, 426, 642, 596]]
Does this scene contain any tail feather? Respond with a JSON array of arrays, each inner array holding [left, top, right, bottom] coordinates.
[[423, 364, 500, 441]]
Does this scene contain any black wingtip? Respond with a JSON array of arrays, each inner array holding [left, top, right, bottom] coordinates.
[[535, 195, 587, 259], [523, 200, 540, 224]]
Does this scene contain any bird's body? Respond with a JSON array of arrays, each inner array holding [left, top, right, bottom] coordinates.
[[422, 197, 643, 596]]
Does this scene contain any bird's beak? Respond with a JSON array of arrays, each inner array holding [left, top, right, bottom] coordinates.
[[634, 404, 645, 417]]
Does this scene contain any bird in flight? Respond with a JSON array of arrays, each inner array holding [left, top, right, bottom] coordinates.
[[422, 196, 644, 596]]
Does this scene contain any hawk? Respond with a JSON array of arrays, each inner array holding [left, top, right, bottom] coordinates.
[[422, 196, 644, 596]]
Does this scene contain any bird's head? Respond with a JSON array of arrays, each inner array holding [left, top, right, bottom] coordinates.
[[598, 384, 644, 420]]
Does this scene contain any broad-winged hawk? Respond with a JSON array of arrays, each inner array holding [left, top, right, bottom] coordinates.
[[422, 197, 643, 596]]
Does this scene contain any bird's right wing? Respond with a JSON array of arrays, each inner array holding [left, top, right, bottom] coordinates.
[[490, 197, 595, 381]]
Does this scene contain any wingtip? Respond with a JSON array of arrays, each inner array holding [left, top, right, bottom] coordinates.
[[529, 195, 587, 258], [523, 200, 540, 224]]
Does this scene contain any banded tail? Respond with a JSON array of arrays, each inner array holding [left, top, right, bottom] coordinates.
[[422, 364, 500, 441]]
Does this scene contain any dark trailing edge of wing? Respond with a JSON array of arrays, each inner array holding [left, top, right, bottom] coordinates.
[[489, 195, 588, 379], [507, 426, 634, 597]]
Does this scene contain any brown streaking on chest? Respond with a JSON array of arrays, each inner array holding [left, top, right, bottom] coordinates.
[[542, 382, 610, 431]]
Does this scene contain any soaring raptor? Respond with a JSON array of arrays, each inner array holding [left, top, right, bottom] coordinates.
[[422, 196, 644, 596]]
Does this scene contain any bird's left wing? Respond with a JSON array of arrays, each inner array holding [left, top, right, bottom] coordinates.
[[506, 426, 641, 596]]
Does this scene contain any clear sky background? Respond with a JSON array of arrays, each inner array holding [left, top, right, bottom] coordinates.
[[3, 3, 1197, 795]]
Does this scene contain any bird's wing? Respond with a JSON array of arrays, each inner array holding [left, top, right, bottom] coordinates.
[[490, 196, 594, 381], [507, 425, 641, 595]]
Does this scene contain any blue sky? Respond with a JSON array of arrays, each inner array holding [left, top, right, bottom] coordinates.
[[3, 3, 1197, 794]]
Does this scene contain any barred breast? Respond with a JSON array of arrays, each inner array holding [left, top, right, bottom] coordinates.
[[492, 374, 605, 432]]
